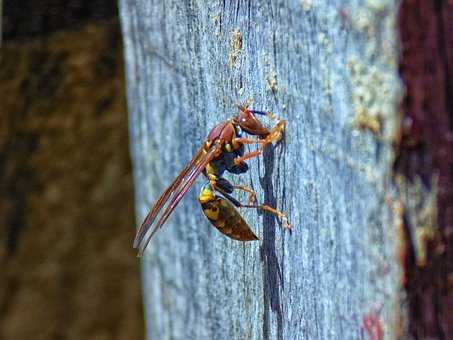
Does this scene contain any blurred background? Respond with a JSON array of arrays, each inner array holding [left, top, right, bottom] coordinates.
[[0, 1, 144, 339]]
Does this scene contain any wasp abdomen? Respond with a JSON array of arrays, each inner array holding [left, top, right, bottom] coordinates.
[[199, 194, 258, 241]]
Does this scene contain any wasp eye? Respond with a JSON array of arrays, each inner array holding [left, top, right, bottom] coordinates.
[[241, 118, 247, 123]]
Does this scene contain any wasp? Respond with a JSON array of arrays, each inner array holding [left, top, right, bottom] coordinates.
[[134, 105, 290, 256]]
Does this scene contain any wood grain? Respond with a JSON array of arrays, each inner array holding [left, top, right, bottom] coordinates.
[[120, 1, 403, 339]]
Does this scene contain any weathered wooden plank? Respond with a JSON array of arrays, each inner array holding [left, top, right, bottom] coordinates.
[[119, 1, 402, 339]]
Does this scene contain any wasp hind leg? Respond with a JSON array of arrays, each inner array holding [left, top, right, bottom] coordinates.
[[233, 184, 257, 204], [240, 202, 291, 230], [210, 179, 256, 206], [214, 183, 291, 230]]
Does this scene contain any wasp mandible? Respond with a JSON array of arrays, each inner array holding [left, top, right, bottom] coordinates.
[[134, 105, 290, 256]]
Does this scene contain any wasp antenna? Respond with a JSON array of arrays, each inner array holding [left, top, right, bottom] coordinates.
[[249, 110, 268, 116]]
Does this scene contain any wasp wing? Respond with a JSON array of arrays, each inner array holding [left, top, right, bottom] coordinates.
[[134, 145, 204, 248], [135, 144, 221, 256]]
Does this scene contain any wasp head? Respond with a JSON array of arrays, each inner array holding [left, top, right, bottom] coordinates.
[[234, 105, 270, 136]]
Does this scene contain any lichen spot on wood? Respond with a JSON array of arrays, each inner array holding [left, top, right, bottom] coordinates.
[[229, 28, 242, 68], [299, 0, 312, 12], [353, 108, 382, 135], [347, 58, 390, 136], [266, 69, 278, 93]]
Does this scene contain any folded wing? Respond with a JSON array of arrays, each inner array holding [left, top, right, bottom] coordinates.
[[134, 144, 221, 256]]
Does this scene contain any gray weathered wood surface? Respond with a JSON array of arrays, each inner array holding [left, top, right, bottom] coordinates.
[[120, 1, 403, 339]]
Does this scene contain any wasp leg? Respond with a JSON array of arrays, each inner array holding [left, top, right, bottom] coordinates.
[[241, 203, 291, 230], [211, 178, 255, 206], [227, 160, 249, 174], [215, 177, 234, 193], [233, 137, 267, 146], [233, 184, 257, 204], [216, 184, 291, 230], [234, 119, 286, 146], [233, 150, 262, 165], [249, 110, 276, 121], [266, 119, 286, 143], [233, 120, 286, 165]]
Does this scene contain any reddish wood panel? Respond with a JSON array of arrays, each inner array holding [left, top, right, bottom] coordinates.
[[397, 1, 453, 338]]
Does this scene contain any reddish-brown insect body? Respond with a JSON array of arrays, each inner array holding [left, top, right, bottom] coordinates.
[[207, 121, 234, 143], [133, 105, 290, 256], [234, 106, 271, 136]]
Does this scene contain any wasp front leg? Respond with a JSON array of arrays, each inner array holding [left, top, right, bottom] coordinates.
[[233, 119, 286, 147], [267, 119, 286, 143], [232, 120, 286, 165]]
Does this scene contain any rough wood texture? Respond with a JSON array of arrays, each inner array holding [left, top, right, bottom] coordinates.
[[120, 1, 403, 339]]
